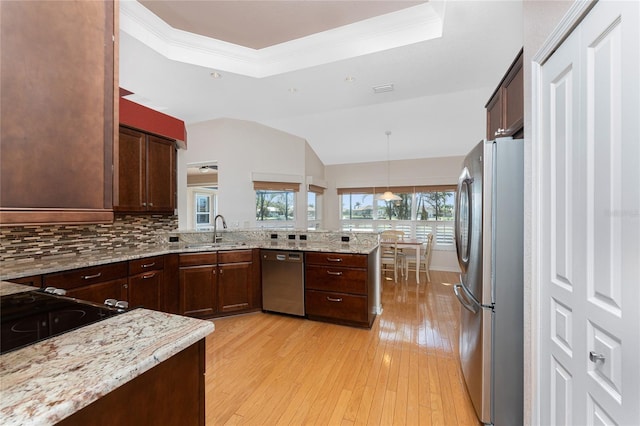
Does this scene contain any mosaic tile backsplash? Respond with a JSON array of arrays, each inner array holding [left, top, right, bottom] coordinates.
[[0, 215, 178, 263]]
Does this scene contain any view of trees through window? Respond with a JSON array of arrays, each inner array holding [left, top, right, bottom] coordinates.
[[342, 191, 454, 221], [256, 190, 295, 221], [341, 189, 456, 249]]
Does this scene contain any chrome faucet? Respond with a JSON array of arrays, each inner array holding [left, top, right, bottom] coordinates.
[[213, 214, 227, 243]]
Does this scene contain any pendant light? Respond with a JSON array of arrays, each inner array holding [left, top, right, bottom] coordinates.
[[377, 130, 401, 202]]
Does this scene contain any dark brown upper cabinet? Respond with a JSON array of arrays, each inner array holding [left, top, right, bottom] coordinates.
[[115, 126, 176, 214], [486, 49, 524, 140], [0, 1, 117, 225]]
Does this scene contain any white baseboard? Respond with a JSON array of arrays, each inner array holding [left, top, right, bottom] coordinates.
[[430, 266, 460, 273]]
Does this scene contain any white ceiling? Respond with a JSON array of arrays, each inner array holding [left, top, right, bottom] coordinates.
[[119, 0, 523, 165]]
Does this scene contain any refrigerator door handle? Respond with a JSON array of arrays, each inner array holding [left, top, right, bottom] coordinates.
[[454, 283, 480, 314], [455, 167, 473, 273]]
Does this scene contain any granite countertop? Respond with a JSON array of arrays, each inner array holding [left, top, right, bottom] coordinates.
[[0, 307, 214, 425], [1, 240, 379, 281], [0, 281, 36, 297]]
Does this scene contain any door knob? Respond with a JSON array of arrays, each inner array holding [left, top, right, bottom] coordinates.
[[589, 351, 606, 363]]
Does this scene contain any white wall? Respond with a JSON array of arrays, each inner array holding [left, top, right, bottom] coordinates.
[[522, 1, 574, 424], [179, 118, 309, 229], [325, 155, 463, 272]]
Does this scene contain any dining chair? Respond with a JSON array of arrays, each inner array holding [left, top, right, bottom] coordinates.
[[380, 231, 406, 282], [404, 233, 434, 282]]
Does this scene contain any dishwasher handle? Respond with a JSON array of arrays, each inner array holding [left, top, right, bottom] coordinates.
[[276, 254, 287, 261]]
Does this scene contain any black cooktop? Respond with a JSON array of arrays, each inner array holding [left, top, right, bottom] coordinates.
[[0, 290, 123, 355]]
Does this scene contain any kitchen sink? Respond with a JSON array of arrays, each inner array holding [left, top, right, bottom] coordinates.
[[184, 242, 246, 249]]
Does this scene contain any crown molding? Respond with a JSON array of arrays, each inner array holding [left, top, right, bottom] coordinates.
[[120, 0, 444, 78]]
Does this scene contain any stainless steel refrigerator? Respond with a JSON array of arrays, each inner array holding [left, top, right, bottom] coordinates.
[[453, 138, 523, 425]]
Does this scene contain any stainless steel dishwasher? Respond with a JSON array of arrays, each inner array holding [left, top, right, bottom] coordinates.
[[261, 250, 305, 316]]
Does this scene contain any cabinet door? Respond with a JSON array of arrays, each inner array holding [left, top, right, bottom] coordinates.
[[486, 91, 503, 140], [217, 262, 252, 313], [116, 127, 146, 212], [179, 266, 216, 318], [128, 270, 163, 311], [147, 135, 176, 213], [502, 53, 524, 137], [0, 1, 115, 225], [65, 278, 127, 305]]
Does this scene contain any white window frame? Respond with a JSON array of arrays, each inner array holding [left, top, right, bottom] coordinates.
[[191, 188, 217, 230]]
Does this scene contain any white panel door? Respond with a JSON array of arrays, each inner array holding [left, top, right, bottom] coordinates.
[[539, 1, 640, 424]]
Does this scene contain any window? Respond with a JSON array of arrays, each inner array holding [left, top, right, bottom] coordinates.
[[307, 192, 323, 230], [190, 189, 216, 230], [195, 193, 211, 227], [256, 190, 295, 221], [377, 194, 412, 220], [339, 186, 456, 250], [342, 193, 374, 219], [254, 180, 299, 228]]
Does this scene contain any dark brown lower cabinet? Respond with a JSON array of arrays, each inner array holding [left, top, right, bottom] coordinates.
[[218, 262, 251, 313], [57, 339, 206, 426], [305, 289, 369, 325], [64, 278, 127, 304], [41, 257, 166, 310], [304, 251, 376, 328], [127, 256, 165, 311], [179, 265, 217, 318], [128, 270, 163, 311], [178, 249, 261, 319], [43, 262, 129, 305]]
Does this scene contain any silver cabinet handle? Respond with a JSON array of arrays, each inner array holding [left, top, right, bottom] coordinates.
[[326, 257, 343, 262], [494, 128, 505, 136], [142, 202, 147, 206], [589, 351, 606, 363], [326, 296, 343, 302], [141, 262, 156, 268], [142, 272, 156, 279], [149, 202, 154, 206], [327, 271, 343, 276], [82, 272, 102, 280]]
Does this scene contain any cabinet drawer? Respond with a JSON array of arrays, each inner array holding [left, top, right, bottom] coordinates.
[[179, 252, 217, 267], [64, 278, 127, 304], [218, 250, 252, 264], [305, 265, 367, 294], [44, 262, 128, 290], [129, 255, 164, 275], [305, 290, 368, 325], [305, 252, 367, 268]]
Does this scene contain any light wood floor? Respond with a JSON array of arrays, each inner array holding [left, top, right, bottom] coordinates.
[[204, 270, 480, 426]]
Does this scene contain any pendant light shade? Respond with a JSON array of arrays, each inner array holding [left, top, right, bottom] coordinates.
[[378, 190, 402, 201], [376, 131, 401, 202]]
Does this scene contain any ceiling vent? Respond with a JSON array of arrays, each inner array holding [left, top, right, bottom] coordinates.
[[372, 83, 394, 94]]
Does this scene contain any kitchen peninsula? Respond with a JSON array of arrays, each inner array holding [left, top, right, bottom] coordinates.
[[0, 229, 381, 327], [0, 283, 213, 425], [0, 231, 380, 423]]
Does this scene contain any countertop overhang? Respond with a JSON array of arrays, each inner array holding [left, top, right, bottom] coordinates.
[[0, 292, 214, 425]]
